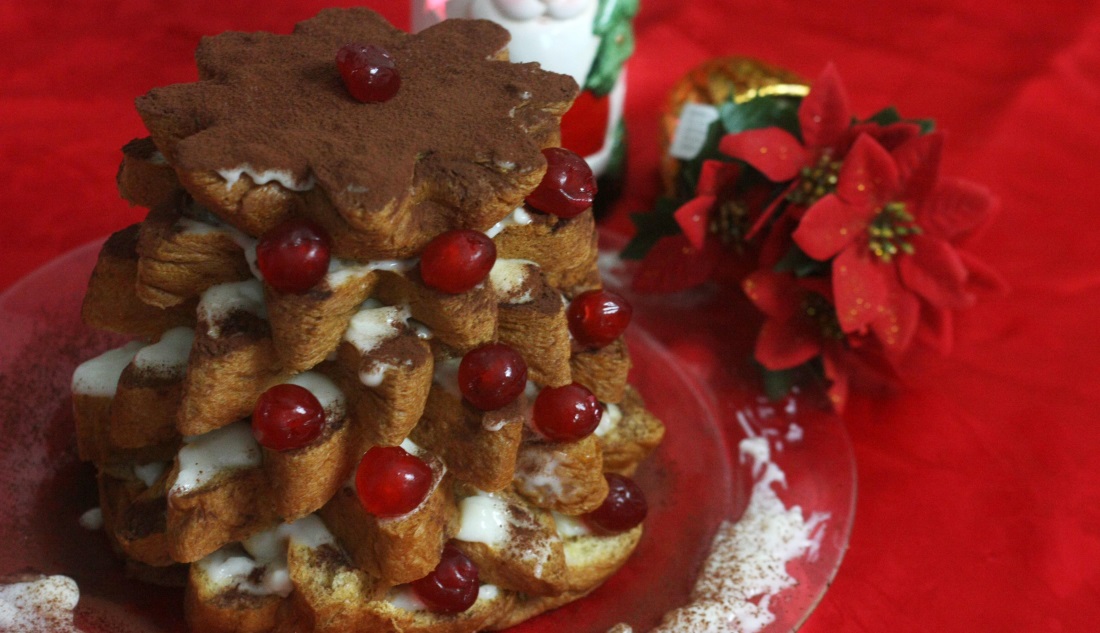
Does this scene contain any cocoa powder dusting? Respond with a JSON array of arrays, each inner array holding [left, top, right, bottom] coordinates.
[[135, 8, 577, 228]]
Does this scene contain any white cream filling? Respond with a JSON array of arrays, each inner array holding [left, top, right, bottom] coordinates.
[[131, 327, 194, 377], [71, 341, 145, 397], [217, 165, 315, 192], [432, 357, 463, 398], [455, 493, 511, 546], [283, 371, 346, 420], [345, 303, 411, 354], [387, 586, 428, 611], [552, 511, 591, 538], [489, 258, 538, 303], [485, 206, 534, 238], [171, 422, 262, 496], [78, 507, 103, 531], [594, 402, 622, 438], [198, 515, 335, 598], [133, 461, 168, 488], [198, 279, 267, 338], [514, 446, 565, 498]]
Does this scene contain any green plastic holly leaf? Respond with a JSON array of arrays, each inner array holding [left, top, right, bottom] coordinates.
[[622, 197, 682, 260], [864, 106, 936, 134], [762, 366, 799, 401], [585, 0, 639, 97], [719, 95, 803, 139], [773, 244, 829, 277]]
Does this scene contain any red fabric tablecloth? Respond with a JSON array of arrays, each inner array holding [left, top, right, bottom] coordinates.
[[2, 1, 1098, 631]]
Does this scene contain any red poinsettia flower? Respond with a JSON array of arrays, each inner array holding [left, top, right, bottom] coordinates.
[[742, 269, 897, 410], [791, 131, 1002, 357], [718, 63, 921, 238], [911, 178, 1009, 354], [672, 159, 742, 250]]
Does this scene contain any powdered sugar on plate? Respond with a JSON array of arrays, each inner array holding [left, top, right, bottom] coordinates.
[[612, 400, 830, 633], [0, 575, 83, 632]]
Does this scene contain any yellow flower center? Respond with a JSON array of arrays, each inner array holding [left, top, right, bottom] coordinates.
[[868, 202, 922, 263], [788, 151, 841, 207]]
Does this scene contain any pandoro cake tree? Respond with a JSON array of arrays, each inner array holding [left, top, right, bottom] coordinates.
[[72, 8, 663, 632]]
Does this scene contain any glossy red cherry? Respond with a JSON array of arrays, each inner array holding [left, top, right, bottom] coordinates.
[[583, 473, 648, 534], [355, 446, 434, 518], [419, 229, 496, 294], [531, 382, 602, 442], [256, 218, 332, 294], [251, 384, 326, 451], [525, 147, 596, 218], [567, 289, 633, 349], [410, 544, 480, 614], [336, 43, 400, 103], [458, 343, 528, 411]]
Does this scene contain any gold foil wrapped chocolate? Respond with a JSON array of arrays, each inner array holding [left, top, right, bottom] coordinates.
[[660, 57, 809, 194]]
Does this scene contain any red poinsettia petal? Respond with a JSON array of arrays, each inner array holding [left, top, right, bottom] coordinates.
[[758, 211, 798, 269], [697, 159, 741, 197], [891, 131, 944, 200], [673, 195, 716, 250], [898, 234, 974, 309], [836, 134, 901, 208], [743, 269, 801, 319], [870, 276, 920, 353], [794, 274, 834, 301], [799, 62, 852, 150], [792, 194, 873, 261], [755, 315, 824, 370], [719, 127, 809, 182], [632, 235, 718, 293], [917, 304, 955, 356], [832, 246, 890, 333], [844, 121, 922, 154], [958, 249, 1010, 296], [821, 347, 851, 411], [920, 177, 996, 241], [745, 179, 800, 241]]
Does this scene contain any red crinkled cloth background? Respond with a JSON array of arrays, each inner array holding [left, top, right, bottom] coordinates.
[[1, 0, 1098, 631]]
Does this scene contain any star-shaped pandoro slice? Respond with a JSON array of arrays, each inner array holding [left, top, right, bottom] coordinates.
[[136, 8, 578, 262]]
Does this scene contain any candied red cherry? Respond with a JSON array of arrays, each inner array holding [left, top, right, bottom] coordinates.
[[251, 384, 326, 451], [411, 544, 480, 614], [583, 473, 648, 534], [256, 218, 332, 294], [336, 43, 400, 103], [419, 229, 496, 294], [531, 382, 602, 442], [525, 147, 597, 218], [458, 343, 528, 411], [355, 446, 433, 518], [567, 289, 633, 348]]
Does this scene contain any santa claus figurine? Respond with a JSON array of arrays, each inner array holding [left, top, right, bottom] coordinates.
[[413, 0, 637, 184]]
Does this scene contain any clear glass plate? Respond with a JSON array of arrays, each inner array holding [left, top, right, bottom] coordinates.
[[0, 238, 855, 633]]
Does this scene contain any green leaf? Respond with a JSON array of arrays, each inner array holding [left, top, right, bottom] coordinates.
[[863, 106, 936, 135], [621, 197, 682, 260], [719, 96, 803, 138], [773, 244, 830, 277], [866, 106, 902, 126], [762, 366, 799, 401], [914, 117, 936, 134]]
